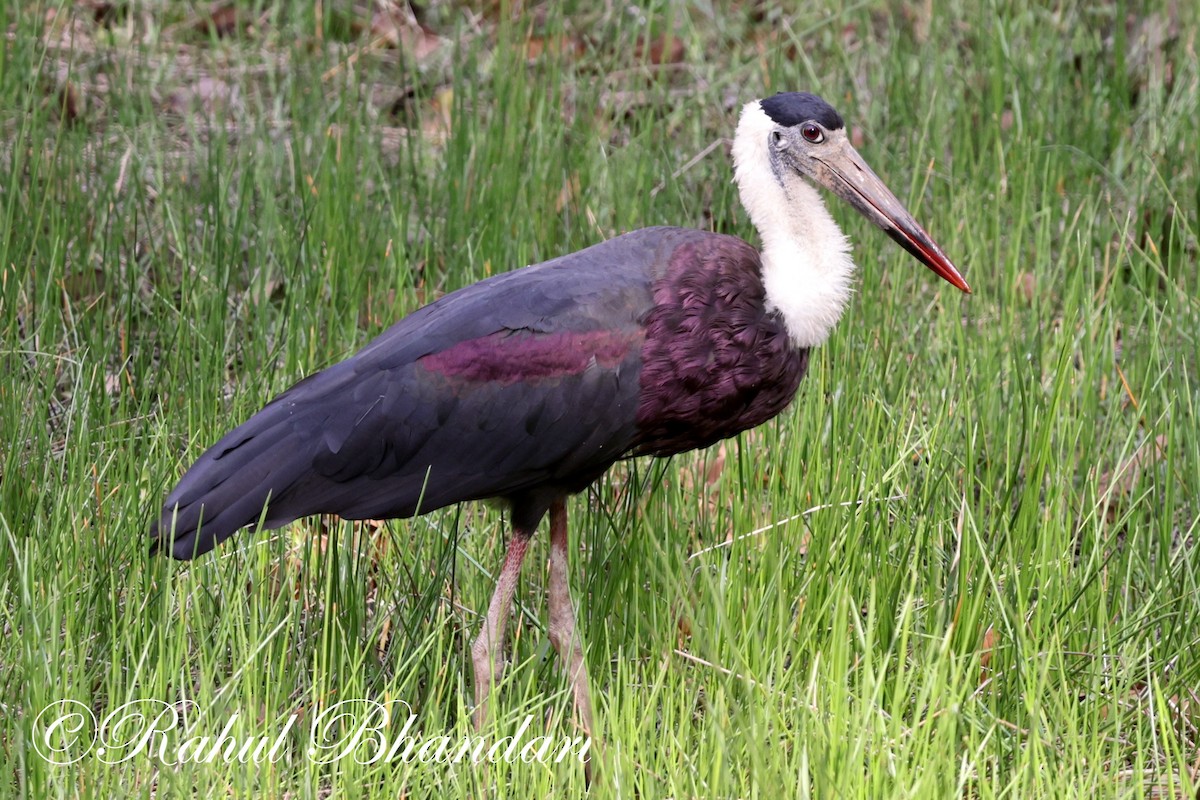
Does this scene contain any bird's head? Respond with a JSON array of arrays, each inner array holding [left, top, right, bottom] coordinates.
[[732, 91, 971, 294]]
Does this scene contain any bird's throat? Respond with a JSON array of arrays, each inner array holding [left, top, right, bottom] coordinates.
[[747, 178, 856, 350]]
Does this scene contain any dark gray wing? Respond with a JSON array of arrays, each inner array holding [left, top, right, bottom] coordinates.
[[150, 227, 704, 559]]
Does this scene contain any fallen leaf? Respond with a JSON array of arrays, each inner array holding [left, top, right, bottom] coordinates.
[[899, 0, 933, 43], [979, 625, 998, 685], [679, 444, 726, 494], [57, 80, 84, 124], [104, 372, 123, 396], [703, 446, 726, 487], [84, 1, 123, 27], [371, 6, 442, 61], [556, 173, 580, 214], [196, 3, 245, 38], [635, 33, 684, 65], [525, 34, 585, 62], [1016, 271, 1036, 302], [421, 88, 454, 144], [1097, 434, 1168, 522]]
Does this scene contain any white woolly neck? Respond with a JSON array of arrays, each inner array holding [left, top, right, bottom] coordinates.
[[730, 101, 856, 349]]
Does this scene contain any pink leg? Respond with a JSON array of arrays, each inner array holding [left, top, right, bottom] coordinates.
[[471, 533, 531, 730], [546, 499, 595, 734]]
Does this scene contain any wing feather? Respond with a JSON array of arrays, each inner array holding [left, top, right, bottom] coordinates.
[[151, 227, 707, 559]]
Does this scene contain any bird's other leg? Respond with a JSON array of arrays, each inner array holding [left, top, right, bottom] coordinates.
[[546, 498, 595, 735], [471, 530, 532, 730]]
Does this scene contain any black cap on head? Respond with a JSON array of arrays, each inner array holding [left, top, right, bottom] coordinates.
[[760, 92, 844, 131]]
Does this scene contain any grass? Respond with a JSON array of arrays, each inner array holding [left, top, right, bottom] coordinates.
[[2, 0, 1199, 797]]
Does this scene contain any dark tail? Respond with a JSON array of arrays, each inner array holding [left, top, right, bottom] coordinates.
[[148, 403, 313, 560]]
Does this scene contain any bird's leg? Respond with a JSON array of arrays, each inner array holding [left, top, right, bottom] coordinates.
[[471, 531, 532, 730], [546, 499, 595, 735]]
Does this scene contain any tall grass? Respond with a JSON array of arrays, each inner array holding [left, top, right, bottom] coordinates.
[[2, 1, 1197, 797]]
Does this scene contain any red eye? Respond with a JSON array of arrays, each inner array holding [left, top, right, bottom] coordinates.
[[800, 123, 824, 143]]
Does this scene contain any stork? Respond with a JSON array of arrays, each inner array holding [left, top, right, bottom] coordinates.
[[150, 92, 970, 738]]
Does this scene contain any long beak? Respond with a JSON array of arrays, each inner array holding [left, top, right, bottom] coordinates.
[[808, 136, 971, 293]]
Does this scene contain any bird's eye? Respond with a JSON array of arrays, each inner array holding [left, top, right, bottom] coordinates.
[[800, 123, 824, 143]]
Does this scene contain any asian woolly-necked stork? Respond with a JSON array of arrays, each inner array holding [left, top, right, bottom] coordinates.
[[150, 92, 970, 734]]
